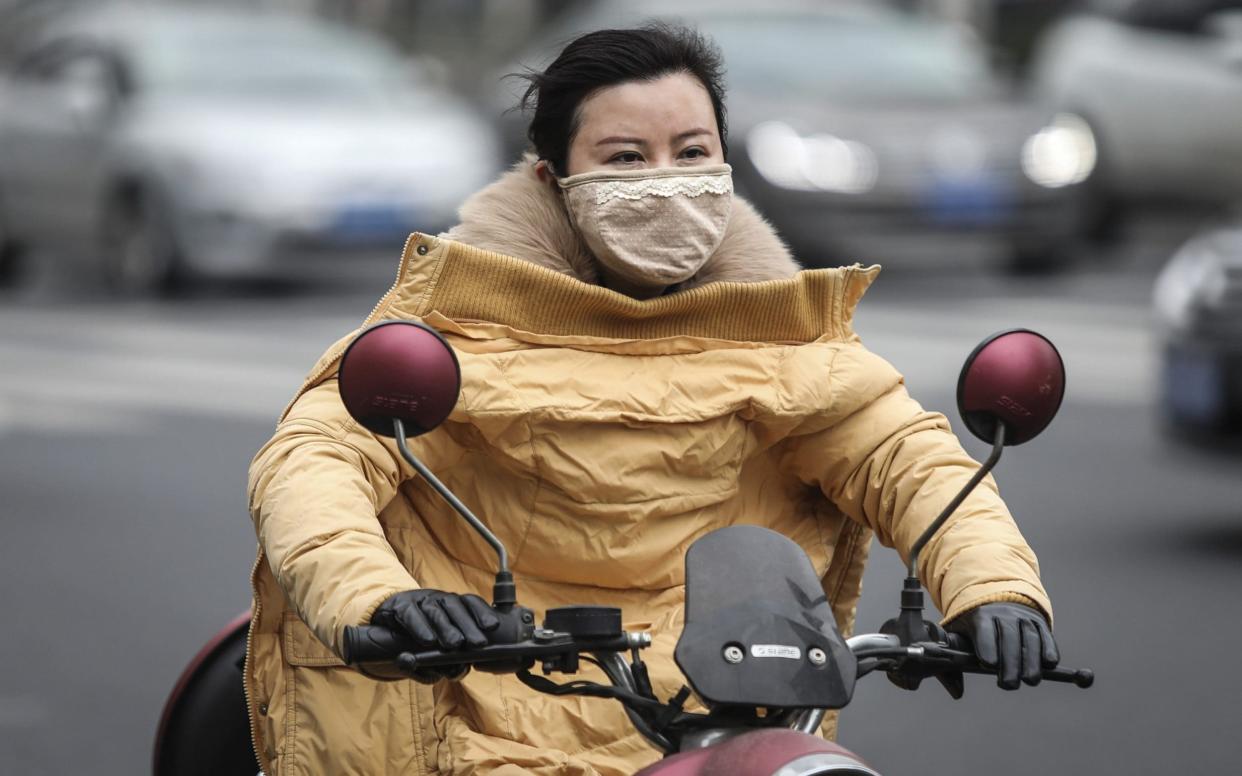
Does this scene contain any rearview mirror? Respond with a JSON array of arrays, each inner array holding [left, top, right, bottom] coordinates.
[[337, 320, 461, 437], [903, 329, 1065, 594], [956, 329, 1065, 446], [337, 320, 522, 611]]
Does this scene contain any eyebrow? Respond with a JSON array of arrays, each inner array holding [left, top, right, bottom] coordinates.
[[673, 128, 714, 142], [596, 136, 647, 147], [595, 128, 714, 147]]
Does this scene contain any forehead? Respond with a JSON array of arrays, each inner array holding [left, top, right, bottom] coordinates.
[[575, 72, 717, 142]]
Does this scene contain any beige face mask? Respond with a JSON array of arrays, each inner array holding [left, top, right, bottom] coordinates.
[[557, 164, 733, 288]]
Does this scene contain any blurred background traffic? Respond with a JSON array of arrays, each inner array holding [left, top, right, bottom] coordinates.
[[1, 1, 1239, 774]]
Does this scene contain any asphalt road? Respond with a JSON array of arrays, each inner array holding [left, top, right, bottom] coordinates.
[[1, 219, 1239, 775]]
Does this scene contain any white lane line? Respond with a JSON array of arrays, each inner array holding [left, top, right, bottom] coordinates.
[[857, 303, 1152, 344], [0, 342, 309, 427], [0, 295, 1157, 435], [868, 335, 1154, 407], [858, 301, 1158, 407], [0, 311, 355, 362], [0, 395, 154, 435]]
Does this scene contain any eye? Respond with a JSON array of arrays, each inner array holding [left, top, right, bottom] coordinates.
[[609, 151, 644, 165], [679, 146, 708, 161]]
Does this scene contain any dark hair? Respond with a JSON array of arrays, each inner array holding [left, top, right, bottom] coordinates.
[[518, 23, 728, 176]]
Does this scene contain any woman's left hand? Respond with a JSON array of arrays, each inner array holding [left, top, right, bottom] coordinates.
[[947, 603, 1060, 690]]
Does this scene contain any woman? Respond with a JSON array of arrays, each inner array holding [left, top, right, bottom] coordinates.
[[245, 25, 1057, 776]]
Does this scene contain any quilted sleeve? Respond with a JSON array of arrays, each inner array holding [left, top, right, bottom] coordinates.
[[248, 376, 426, 656], [780, 344, 1053, 625]]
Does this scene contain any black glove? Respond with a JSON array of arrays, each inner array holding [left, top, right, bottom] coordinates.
[[370, 589, 501, 683], [372, 589, 501, 649], [946, 602, 1059, 690]]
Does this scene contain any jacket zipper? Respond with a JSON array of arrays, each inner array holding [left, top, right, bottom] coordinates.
[[243, 552, 266, 772], [362, 231, 419, 326], [246, 233, 421, 771]]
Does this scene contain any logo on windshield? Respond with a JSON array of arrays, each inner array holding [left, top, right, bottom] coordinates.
[[751, 644, 801, 660]]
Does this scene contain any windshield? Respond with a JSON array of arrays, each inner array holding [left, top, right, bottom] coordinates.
[[133, 20, 411, 103], [676, 525, 856, 710], [702, 12, 996, 103]]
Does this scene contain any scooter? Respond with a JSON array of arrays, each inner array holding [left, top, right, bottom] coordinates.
[[154, 322, 1092, 776]]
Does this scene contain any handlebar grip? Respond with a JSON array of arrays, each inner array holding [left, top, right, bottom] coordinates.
[[341, 624, 424, 665], [939, 631, 1093, 687], [1041, 666, 1094, 688], [342, 605, 536, 666]]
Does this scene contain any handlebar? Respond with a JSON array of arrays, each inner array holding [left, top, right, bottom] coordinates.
[[347, 623, 1092, 689], [342, 623, 649, 670], [848, 631, 1094, 689], [343, 619, 1091, 755]]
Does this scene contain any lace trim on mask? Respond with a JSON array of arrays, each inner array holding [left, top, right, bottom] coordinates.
[[586, 174, 733, 205]]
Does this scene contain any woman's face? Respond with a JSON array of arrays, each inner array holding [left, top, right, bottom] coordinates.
[[563, 71, 723, 177]]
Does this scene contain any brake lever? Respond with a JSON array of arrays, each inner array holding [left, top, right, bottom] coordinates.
[[936, 668, 965, 699]]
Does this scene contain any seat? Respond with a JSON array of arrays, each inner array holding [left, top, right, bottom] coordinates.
[[153, 611, 257, 776]]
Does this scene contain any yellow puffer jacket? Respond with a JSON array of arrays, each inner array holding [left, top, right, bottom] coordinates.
[[245, 234, 1051, 776]]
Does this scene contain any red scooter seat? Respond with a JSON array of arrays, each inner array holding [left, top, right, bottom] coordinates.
[[153, 612, 256, 776]]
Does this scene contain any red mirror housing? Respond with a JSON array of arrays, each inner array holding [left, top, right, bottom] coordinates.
[[957, 329, 1065, 446], [337, 320, 461, 438]]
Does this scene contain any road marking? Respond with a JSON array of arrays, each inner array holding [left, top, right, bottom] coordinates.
[[0, 295, 1157, 434], [857, 299, 1156, 407]]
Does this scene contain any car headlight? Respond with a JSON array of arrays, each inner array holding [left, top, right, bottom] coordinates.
[[1021, 113, 1097, 188], [746, 121, 878, 195]]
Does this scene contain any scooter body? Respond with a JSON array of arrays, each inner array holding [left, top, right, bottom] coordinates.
[[635, 730, 877, 776], [155, 323, 1091, 776]]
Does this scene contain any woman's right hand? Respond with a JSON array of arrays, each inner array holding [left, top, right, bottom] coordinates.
[[368, 589, 502, 683], [371, 589, 501, 650]]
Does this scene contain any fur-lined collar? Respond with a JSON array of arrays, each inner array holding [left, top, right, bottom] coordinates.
[[440, 155, 800, 292]]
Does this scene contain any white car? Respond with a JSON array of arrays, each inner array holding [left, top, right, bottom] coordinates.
[[1031, 9, 1242, 234], [0, 4, 502, 294]]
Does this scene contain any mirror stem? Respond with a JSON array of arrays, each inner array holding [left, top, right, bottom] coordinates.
[[393, 419, 517, 609], [906, 422, 1007, 581]]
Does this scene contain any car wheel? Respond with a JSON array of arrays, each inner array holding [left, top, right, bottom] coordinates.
[[1073, 111, 1126, 246], [101, 189, 184, 296], [0, 194, 24, 289], [1082, 180, 1126, 246], [0, 242, 22, 288], [1007, 241, 1075, 275], [0, 234, 22, 289]]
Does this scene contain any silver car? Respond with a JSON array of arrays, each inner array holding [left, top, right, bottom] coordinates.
[[0, 4, 502, 294], [496, 2, 1096, 272], [1031, 9, 1242, 236]]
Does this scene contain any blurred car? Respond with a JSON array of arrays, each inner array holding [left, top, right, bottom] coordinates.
[[495, 2, 1096, 272], [0, 4, 502, 294], [1153, 224, 1242, 438], [1031, 7, 1242, 237]]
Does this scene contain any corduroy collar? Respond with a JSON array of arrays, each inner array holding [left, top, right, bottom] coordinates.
[[372, 234, 880, 344]]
